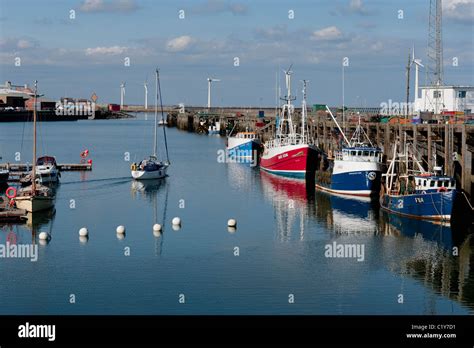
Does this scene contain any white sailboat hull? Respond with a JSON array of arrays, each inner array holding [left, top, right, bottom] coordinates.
[[14, 195, 54, 213], [132, 166, 168, 180]]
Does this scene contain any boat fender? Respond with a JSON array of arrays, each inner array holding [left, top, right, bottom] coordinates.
[[438, 187, 447, 192], [131, 163, 137, 171], [5, 187, 17, 199]]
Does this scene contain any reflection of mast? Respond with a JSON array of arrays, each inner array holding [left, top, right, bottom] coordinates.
[[154, 181, 169, 257]]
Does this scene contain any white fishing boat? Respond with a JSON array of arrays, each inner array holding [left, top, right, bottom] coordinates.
[[36, 156, 60, 184], [131, 69, 170, 180], [14, 81, 55, 213]]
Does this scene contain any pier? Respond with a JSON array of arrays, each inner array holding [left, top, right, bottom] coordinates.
[[0, 163, 92, 171], [167, 108, 474, 199]]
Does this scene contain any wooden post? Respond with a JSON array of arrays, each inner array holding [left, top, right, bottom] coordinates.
[[412, 124, 417, 159], [444, 124, 450, 176], [376, 124, 381, 146], [461, 126, 471, 192], [384, 123, 390, 157]]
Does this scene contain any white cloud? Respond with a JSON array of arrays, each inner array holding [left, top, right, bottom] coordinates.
[[443, 0, 474, 21], [17, 39, 33, 49], [85, 46, 128, 55], [188, 0, 248, 16], [166, 36, 194, 52], [311, 26, 343, 41], [79, 0, 138, 13]]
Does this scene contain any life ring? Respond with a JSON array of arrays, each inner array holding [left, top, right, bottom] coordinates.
[[80, 150, 89, 158], [5, 187, 16, 199], [438, 186, 447, 192]]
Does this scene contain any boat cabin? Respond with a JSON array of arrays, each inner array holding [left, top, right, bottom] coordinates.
[[414, 175, 455, 192], [234, 132, 257, 140], [336, 147, 382, 162], [36, 156, 57, 166]]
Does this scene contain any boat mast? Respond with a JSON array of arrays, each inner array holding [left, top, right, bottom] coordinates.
[[301, 80, 308, 142], [153, 69, 158, 158], [325, 105, 350, 147], [32, 80, 37, 195], [156, 68, 170, 164]]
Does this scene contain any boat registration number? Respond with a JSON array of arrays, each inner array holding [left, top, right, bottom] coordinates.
[[415, 197, 424, 203], [278, 153, 288, 160]]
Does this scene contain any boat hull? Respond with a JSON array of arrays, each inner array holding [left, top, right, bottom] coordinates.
[[0, 170, 9, 184], [260, 144, 317, 178], [14, 195, 55, 213], [380, 190, 454, 221], [316, 156, 382, 197], [227, 138, 260, 163], [132, 166, 168, 180]]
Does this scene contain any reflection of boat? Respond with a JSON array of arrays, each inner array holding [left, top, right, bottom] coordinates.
[[260, 170, 314, 241], [260, 72, 317, 179], [315, 109, 382, 197], [315, 190, 378, 235], [208, 121, 220, 135], [131, 69, 170, 180]]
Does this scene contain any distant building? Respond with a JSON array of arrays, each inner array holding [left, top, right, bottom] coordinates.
[[414, 85, 474, 114], [0, 81, 33, 108]]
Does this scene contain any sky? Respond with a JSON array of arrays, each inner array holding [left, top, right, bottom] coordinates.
[[0, 0, 473, 107]]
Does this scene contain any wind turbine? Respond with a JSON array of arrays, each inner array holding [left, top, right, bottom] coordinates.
[[207, 77, 220, 109], [120, 82, 126, 109], [412, 46, 424, 101], [144, 81, 148, 110]]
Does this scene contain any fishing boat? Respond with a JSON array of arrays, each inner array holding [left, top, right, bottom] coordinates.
[[260, 71, 317, 179], [208, 121, 220, 135], [315, 109, 382, 197], [226, 129, 261, 163], [14, 81, 55, 213], [131, 69, 170, 180], [379, 139, 455, 222], [20, 156, 60, 186]]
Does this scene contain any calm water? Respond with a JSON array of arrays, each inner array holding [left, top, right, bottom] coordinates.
[[0, 113, 473, 315]]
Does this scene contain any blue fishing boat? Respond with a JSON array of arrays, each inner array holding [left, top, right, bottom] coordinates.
[[316, 109, 383, 197], [226, 131, 261, 164], [380, 140, 455, 222]]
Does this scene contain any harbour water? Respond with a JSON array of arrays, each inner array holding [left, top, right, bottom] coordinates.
[[0, 113, 472, 315]]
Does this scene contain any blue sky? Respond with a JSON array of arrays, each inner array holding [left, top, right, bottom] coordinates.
[[0, 0, 473, 107]]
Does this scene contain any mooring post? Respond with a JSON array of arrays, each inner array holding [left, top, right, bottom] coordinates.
[[427, 125, 432, 172]]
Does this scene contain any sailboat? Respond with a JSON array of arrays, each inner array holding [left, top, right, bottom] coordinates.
[[260, 70, 317, 179], [14, 81, 55, 213], [380, 137, 455, 222], [131, 69, 170, 180], [315, 108, 383, 197]]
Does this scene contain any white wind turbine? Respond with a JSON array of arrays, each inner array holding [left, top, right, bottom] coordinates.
[[120, 82, 126, 109], [412, 46, 424, 100], [207, 77, 220, 109], [144, 81, 148, 110]]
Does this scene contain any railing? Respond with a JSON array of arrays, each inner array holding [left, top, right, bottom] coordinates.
[[265, 135, 310, 149]]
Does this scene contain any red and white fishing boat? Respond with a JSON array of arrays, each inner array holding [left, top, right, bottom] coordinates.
[[260, 70, 317, 179]]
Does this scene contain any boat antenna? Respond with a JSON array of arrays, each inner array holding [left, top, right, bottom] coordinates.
[[156, 68, 170, 164], [325, 105, 350, 146]]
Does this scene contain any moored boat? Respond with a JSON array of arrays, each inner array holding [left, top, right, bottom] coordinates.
[[260, 72, 317, 179], [380, 140, 455, 222], [315, 111, 382, 197], [226, 131, 261, 163]]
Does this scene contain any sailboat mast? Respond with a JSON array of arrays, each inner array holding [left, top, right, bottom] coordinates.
[[153, 69, 158, 157], [156, 69, 170, 163], [301, 80, 307, 141], [32, 80, 37, 194]]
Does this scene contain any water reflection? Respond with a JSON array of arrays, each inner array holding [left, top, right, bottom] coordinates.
[[130, 180, 169, 256], [260, 171, 316, 242], [315, 191, 379, 236]]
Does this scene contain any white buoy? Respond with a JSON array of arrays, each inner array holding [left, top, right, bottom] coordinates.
[[79, 227, 88, 237], [39, 232, 49, 240], [153, 224, 162, 232], [116, 225, 126, 234], [227, 219, 237, 228], [228, 226, 237, 234], [172, 217, 181, 226]]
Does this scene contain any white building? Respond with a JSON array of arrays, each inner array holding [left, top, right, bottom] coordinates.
[[414, 85, 474, 114]]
